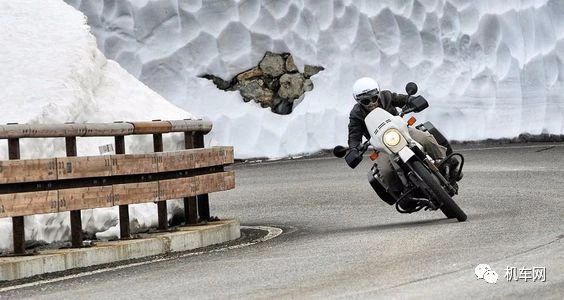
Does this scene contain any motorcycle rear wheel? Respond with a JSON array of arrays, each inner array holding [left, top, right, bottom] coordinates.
[[411, 160, 467, 222]]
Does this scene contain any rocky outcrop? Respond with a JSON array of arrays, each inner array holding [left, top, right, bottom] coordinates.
[[202, 52, 323, 115]]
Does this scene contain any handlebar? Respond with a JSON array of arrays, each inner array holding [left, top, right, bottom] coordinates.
[[357, 140, 370, 153], [333, 141, 370, 158]]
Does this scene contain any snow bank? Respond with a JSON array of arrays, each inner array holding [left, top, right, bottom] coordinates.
[[68, 0, 564, 158], [0, 0, 193, 251]]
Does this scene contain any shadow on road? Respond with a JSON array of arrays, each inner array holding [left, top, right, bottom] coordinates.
[[317, 218, 457, 235]]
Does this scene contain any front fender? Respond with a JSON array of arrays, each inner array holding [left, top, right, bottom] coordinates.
[[397, 147, 415, 163]]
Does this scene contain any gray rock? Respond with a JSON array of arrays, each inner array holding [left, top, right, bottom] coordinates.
[[200, 74, 232, 90], [278, 73, 305, 100], [202, 52, 323, 115], [303, 65, 324, 78], [303, 79, 313, 92], [271, 96, 284, 107], [259, 52, 286, 77], [235, 67, 263, 82], [285, 54, 298, 73], [236, 79, 273, 107], [273, 99, 293, 115], [263, 77, 280, 91]]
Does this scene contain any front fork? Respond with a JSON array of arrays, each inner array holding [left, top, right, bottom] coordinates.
[[401, 145, 457, 197]]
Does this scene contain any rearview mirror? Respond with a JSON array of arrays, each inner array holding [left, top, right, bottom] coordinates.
[[405, 82, 418, 96], [333, 145, 348, 158]]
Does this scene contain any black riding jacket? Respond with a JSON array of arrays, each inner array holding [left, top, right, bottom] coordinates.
[[348, 90, 409, 148]]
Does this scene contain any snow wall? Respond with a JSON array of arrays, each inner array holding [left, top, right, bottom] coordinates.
[[67, 0, 564, 159], [2, 0, 564, 251], [0, 0, 194, 251]]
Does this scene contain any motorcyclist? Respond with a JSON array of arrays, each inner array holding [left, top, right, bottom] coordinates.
[[347, 77, 459, 199]]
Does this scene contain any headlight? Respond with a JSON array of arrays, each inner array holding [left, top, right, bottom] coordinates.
[[383, 129, 401, 147]]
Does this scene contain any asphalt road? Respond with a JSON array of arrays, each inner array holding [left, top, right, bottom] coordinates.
[[3, 143, 564, 299]]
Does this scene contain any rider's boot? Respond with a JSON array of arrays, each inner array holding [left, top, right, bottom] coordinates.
[[439, 157, 463, 183], [398, 198, 419, 212], [448, 158, 463, 182]]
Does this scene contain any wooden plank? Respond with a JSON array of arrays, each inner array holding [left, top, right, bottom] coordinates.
[[130, 121, 172, 134], [27, 123, 87, 137], [0, 190, 58, 217], [0, 123, 133, 138], [113, 182, 159, 205], [111, 154, 158, 175], [157, 147, 234, 172], [168, 119, 212, 133], [157, 150, 196, 172], [0, 124, 32, 138], [194, 147, 219, 169], [83, 123, 134, 136], [57, 156, 112, 179], [57, 186, 114, 212], [0, 158, 57, 184], [0, 119, 212, 138], [158, 171, 235, 200], [158, 176, 194, 200], [220, 146, 235, 164], [0, 148, 232, 182]]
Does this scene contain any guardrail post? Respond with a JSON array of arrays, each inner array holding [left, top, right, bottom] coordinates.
[[115, 134, 130, 239], [183, 132, 198, 225], [7, 129, 25, 254], [153, 130, 167, 230], [65, 135, 82, 248], [195, 133, 210, 221]]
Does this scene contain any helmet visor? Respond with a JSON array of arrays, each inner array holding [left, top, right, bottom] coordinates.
[[355, 89, 379, 105]]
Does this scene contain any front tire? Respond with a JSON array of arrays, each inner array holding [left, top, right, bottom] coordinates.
[[410, 160, 467, 222]]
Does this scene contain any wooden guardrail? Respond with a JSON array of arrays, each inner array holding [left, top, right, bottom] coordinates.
[[0, 119, 235, 255]]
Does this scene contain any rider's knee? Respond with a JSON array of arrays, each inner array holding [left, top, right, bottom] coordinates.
[[420, 133, 438, 147]]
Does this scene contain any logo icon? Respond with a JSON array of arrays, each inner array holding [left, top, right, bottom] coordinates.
[[475, 264, 491, 279], [484, 270, 499, 284], [475, 264, 498, 284]]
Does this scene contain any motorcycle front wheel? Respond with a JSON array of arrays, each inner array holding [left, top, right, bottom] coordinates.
[[410, 160, 467, 222]]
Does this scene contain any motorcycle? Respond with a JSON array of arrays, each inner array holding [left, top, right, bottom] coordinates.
[[334, 82, 467, 222]]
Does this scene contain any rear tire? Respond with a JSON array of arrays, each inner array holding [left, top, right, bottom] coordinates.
[[410, 160, 467, 222]]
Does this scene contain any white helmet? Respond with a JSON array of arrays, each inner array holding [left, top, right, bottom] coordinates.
[[352, 77, 380, 102]]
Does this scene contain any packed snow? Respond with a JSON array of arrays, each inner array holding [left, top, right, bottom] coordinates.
[[68, 0, 564, 159], [0, 0, 194, 251]]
